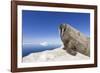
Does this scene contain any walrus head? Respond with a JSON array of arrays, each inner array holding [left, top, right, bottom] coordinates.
[[59, 24, 66, 37]]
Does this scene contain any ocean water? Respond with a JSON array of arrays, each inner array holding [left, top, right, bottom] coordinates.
[[22, 44, 61, 57]]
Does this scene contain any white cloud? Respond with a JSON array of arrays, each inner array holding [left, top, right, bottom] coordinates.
[[40, 42, 48, 46]]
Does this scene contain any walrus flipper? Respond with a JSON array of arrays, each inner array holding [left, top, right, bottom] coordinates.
[[65, 40, 77, 56]]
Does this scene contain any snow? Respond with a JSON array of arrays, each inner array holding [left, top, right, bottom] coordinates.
[[23, 46, 89, 62]]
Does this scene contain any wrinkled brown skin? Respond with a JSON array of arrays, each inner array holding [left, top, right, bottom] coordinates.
[[59, 24, 90, 56]]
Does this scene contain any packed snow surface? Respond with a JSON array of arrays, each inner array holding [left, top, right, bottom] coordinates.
[[23, 46, 89, 62]]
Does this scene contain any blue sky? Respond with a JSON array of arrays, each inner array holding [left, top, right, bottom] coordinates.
[[22, 10, 90, 45]]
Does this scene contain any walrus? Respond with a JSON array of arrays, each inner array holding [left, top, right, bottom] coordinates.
[[59, 24, 90, 56]]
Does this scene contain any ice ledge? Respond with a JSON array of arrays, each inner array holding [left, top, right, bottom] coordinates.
[[23, 45, 89, 63]]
